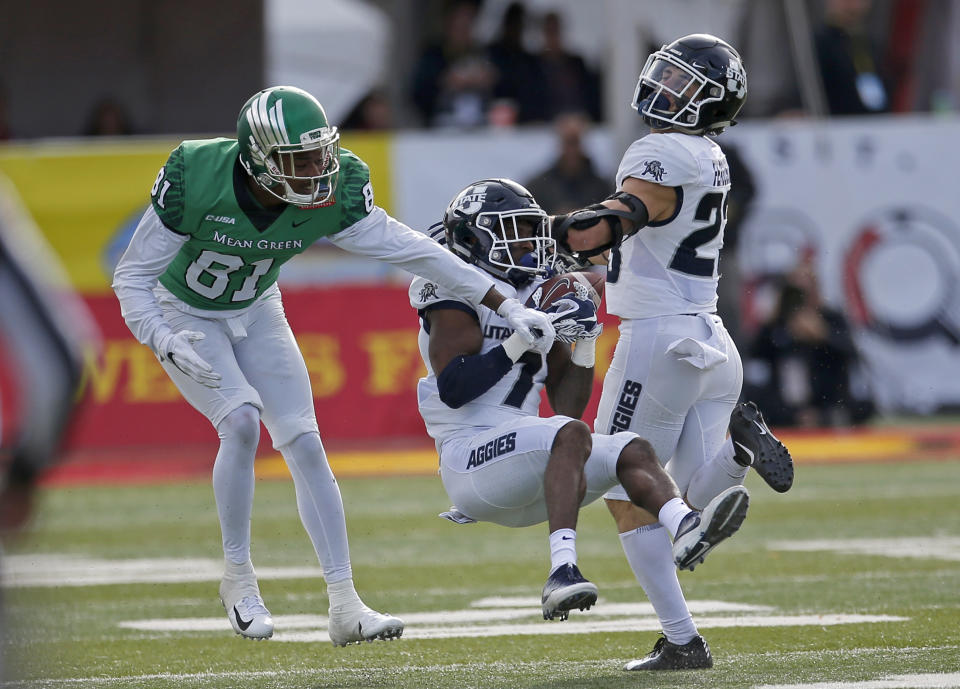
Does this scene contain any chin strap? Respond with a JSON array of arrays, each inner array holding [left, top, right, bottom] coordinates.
[[552, 192, 649, 258]]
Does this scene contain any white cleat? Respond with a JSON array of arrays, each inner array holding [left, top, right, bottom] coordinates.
[[672, 485, 749, 571], [328, 604, 404, 646], [219, 561, 274, 639]]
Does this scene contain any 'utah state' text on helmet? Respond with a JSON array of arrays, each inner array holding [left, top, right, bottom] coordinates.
[[443, 179, 556, 286], [237, 86, 340, 207], [632, 33, 747, 135]]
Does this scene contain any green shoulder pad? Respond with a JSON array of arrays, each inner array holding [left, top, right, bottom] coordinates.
[[337, 149, 374, 229], [151, 145, 186, 231]]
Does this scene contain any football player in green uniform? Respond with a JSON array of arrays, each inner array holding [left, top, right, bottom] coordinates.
[[112, 85, 555, 645]]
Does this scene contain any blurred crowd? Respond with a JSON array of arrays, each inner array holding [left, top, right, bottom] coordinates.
[[3, 0, 958, 140]]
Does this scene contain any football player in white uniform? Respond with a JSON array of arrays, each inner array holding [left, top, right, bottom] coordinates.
[[551, 35, 794, 670], [411, 178, 748, 623]]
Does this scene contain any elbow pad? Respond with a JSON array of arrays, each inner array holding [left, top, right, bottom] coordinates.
[[553, 192, 649, 258]]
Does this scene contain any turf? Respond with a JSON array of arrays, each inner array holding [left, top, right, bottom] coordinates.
[[2, 459, 959, 688]]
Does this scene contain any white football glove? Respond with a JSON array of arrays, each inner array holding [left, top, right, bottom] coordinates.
[[156, 330, 221, 388], [497, 298, 556, 348]]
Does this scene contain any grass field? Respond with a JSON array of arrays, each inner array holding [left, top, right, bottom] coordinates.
[[2, 458, 960, 688]]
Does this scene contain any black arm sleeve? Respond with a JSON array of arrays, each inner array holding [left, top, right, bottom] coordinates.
[[436, 346, 514, 409]]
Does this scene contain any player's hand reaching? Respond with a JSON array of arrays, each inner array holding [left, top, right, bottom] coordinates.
[[497, 298, 556, 349], [157, 330, 222, 388]]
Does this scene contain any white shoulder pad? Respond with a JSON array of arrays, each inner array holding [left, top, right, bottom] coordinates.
[[617, 134, 699, 189]]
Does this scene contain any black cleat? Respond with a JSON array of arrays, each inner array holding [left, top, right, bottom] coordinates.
[[672, 485, 749, 571], [624, 635, 713, 671], [729, 401, 794, 493], [540, 563, 598, 621]]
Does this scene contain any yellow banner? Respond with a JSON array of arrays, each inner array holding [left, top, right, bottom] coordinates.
[[0, 133, 393, 295]]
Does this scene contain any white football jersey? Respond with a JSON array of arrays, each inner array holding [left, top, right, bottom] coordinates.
[[410, 271, 545, 445], [606, 132, 731, 319]]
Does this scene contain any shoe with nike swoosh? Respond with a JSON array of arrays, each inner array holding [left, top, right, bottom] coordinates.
[[672, 485, 749, 571], [729, 401, 794, 493], [540, 563, 598, 621], [624, 634, 713, 671], [327, 604, 404, 646], [219, 560, 274, 639]]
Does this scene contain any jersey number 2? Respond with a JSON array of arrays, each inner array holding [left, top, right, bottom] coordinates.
[[668, 191, 726, 278]]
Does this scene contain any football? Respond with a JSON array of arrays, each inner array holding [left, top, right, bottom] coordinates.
[[525, 271, 604, 311]]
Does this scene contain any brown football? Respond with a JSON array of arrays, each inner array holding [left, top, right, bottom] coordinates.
[[525, 271, 604, 311]]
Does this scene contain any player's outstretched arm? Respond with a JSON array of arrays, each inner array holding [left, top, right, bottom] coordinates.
[[331, 210, 555, 347], [551, 177, 674, 255]]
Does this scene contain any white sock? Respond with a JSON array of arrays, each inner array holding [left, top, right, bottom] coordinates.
[[549, 528, 577, 572], [327, 577, 363, 610], [223, 558, 255, 578], [213, 406, 261, 564], [658, 497, 694, 539], [280, 432, 354, 583], [620, 524, 698, 645], [685, 436, 748, 510]]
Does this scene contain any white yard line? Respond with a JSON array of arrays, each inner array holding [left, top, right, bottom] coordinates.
[[756, 672, 960, 689], [6, 535, 959, 588], [5, 666, 956, 689], [1, 554, 324, 588], [768, 537, 960, 561]]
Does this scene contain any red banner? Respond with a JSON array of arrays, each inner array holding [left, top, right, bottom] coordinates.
[[68, 286, 616, 453]]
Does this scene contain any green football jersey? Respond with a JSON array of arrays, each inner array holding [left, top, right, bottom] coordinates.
[[150, 138, 374, 310]]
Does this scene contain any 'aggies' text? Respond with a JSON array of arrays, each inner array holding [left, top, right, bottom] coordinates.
[[466, 432, 517, 469], [610, 380, 642, 433]]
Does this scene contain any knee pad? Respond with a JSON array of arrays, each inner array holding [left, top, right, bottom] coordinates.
[[218, 404, 261, 448]]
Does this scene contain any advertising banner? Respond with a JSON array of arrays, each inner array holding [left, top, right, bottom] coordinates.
[[70, 285, 619, 451]]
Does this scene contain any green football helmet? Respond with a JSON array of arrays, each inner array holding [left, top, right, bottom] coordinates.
[[237, 86, 340, 207]]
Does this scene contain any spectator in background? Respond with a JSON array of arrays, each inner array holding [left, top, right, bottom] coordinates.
[[743, 256, 874, 427], [537, 11, 602, 122], [814, 0, 890, 115], [524, 112, 610, 215], [486, 2, 547, 124], [82, 97, 135, 136], [340, 89, 395, 131], [410, 0, 497, 128]]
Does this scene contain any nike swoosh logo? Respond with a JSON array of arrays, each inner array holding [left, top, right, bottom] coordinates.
[[683, 540, 711, 564], [234, 605, 253, 631], [734, 441, 755, 465], [752, 420, 767, 435], [561, 536, 574, 541], [292, 218, 310, 228]]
